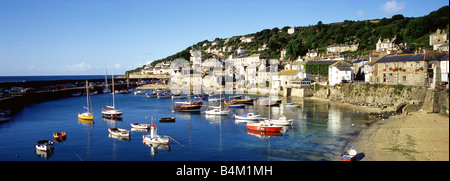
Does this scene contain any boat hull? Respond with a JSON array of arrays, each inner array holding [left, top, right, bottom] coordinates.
[[108, 128, 130, 137], [143, 135, 169, 145], [246, 124, 283, 132]]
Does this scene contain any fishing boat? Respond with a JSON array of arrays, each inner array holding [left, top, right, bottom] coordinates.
[[159, 117, 176, 122], [142, 125, 169, 145], [234, 112, 264, 121], [130, 123, 152, 129], [78, 80, 94, 120], [285, 102, 301, 108], [53, 131, 67, 141], [108, 127, 130, 137], [102, 69, 123, 119], [35, 140, 54, 151], [340, 147, 357, 161], [264, 116, 293, 126]]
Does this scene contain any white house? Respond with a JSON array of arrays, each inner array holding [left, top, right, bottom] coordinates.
[[328, 60, 354, 86], [240, 36, 254, 43], [287, 27, 298, 34]]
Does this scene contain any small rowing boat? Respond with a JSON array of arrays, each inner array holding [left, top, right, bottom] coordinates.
[[159, 117, 176, 122], [130, 123, 152, 129], [108, 127, 130, 137], [53, 131, 67, 142]]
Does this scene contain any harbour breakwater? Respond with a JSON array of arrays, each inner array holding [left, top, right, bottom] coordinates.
[[0, 78, 140, 113], [312, 83, 449, 114]]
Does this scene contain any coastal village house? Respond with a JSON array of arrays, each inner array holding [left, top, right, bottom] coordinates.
[[430, 29, 449, 51], [375, 35, 408, 55], [328, 60, 354, 86], [369, 52, 449, 87]]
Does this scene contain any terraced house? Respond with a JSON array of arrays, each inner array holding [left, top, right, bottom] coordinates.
[[369, 52, 449, 87]]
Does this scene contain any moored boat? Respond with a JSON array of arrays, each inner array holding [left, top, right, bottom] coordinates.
[[159, 117, 176, 122], [130, 123, 152, 129], [285, 102, 301, 108], [205, 106, 230, 115], [246, 121, 283, 132], [53, 131, 67, 141], [264, 116, 293, 126], [35, 140, 54, 151], [172, 101, 203, 112], [142, 125, 169, 145], [78, 80, 94, 120], [234, 112, 264, 121], [340, 147, 357, 161], [108, 127, 130, 137]]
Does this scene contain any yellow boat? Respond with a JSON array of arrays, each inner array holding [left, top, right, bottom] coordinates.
[[78, 80, 94, 120]]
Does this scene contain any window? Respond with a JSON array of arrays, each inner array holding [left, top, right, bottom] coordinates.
[[403, 76, 406, 82]]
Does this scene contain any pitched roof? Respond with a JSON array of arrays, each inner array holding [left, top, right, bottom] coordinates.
[[374, 52, 448, 63]]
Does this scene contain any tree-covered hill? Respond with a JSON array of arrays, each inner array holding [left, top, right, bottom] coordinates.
[[126, 5, 448, 75]]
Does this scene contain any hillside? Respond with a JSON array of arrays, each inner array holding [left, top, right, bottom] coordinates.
[[126, 5, 448, 75]]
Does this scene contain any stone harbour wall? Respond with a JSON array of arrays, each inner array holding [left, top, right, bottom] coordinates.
[[312, 83, 449, 114]]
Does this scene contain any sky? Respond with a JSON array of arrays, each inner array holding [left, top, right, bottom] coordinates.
[[0, 0, 448, 76]]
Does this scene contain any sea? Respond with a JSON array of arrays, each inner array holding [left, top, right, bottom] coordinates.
[[0, 89, 371, 161], [0, 75, 123, 83]]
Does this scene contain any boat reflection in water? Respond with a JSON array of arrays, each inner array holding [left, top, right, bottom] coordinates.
[[35, 148, 54, 159], [143, 142, 171, 158], [108, 133, 131, 141]]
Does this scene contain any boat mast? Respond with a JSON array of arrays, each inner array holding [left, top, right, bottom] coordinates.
[[86, 80, 90, 113], [104, 65, 109, 91], [112, 68, 115, 109]]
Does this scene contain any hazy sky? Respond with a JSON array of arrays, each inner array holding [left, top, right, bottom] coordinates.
[[0, 0, 448, 76]]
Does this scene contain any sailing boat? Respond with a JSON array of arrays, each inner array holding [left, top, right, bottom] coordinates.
[[246, 63, 283, 132], [102, 68, 123, 119], [205, 84, 229, 115], [78, 80, 94, 120]]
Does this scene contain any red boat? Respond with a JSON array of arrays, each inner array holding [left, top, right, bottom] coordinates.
[[246, 121, 283, 132], [172, 101, 203, 112]]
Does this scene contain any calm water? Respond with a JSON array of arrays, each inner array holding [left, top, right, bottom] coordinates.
[[0, 92, 370, 161], [0, 75, 123, 83]]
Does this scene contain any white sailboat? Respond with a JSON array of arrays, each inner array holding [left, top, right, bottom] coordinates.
[[102, 68, 123, 119], [78, 80, 94, 120], [205, 81, 229, 115]]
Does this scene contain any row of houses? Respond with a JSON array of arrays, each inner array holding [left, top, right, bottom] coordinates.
[[139, 28, 449, 92]]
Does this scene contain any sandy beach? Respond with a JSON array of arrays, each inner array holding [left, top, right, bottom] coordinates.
[[306, 97, 449, 161], [350, 112, 449, 161]]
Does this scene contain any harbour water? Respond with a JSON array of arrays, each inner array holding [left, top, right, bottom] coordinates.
[[0, 75, 122, 83], [0, 91, 370, 161]]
